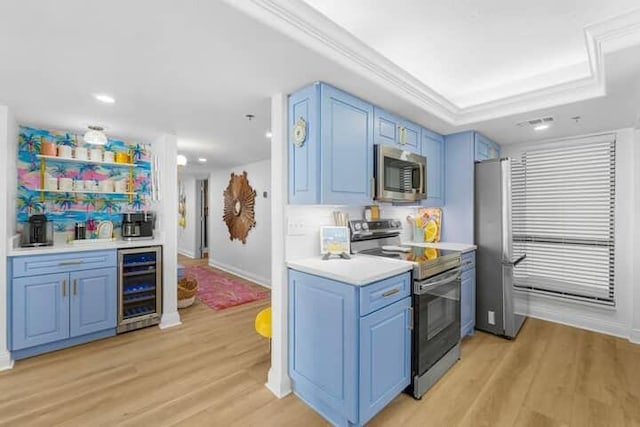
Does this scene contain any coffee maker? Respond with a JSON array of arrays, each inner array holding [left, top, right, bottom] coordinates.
[[21, 214, 54, 247], [121, 212, 154, 240]]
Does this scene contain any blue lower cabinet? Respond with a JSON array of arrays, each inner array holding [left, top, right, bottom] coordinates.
[[289, 269, 411, 426], [460, 251, 476, 338], [359, 297, 411, 424], [9, 251, 118, 359], [12, 272, 70, 350], [70, 268, 117, 337]]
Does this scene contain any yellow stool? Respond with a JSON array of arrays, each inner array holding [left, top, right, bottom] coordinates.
[[255, 307, 272, 351]]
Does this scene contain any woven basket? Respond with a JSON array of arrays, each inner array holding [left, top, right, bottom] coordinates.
[[177, 276, 198, 308]]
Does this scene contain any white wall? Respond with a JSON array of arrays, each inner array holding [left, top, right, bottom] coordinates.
[[209, 159, 271, 287], [0, 105, 17, 369], [632, 129, 640, 343], [177, 175, 198, 258], [151, 134, 181, 330], [504, 129, 638, 342]]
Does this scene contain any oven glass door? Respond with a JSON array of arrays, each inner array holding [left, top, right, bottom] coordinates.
[[414, 268, 461, 376]]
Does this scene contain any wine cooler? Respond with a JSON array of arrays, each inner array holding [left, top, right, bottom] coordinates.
[[117, 246, 162, 333]]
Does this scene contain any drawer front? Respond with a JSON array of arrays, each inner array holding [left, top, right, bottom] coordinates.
[[359, 272, 410, 316], [12, 250, 117, 278], [461, 251, 475, 272]]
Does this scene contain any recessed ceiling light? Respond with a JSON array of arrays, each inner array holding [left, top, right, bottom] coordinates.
[[177, 154, 187, 166], [94, 94, 115, 104], [533, 124, 550, 131], [265, 131, 272, 139], [198, 158, 207, 163]]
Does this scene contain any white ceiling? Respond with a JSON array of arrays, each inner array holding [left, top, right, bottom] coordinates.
[[302, 0, 639, 108], [0, 0, 639, 168]]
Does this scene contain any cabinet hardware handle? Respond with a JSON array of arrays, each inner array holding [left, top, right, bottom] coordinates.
[[59, 260, 83, 266], [62, 279, 67, 297], [382, 288, 399, 297], [73, 279, 77, 296], [408, 307, 414, 330]]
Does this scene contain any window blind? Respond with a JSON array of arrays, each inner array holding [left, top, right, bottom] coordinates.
[[511, 135, 616, 304]]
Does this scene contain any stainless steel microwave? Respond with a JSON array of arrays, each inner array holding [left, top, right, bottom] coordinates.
[[374, 144, 426, 202]]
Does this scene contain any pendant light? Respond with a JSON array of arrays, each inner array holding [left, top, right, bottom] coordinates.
[[83, 125, 108, 145]]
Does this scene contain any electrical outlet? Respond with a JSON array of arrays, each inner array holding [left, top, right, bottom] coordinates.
[[287, 217, 305, 236], [488, 311, 496, 325]]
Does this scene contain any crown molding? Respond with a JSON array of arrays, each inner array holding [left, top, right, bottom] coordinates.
[[228, 1, 640, 125]]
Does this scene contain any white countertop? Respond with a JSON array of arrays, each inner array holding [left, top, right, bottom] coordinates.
[[401, 241, 477, 253], [287, 254, 412, 286], [8, 237, 164, 256]]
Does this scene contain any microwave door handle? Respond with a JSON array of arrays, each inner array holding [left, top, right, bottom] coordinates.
[[420, 164, 425, 195]]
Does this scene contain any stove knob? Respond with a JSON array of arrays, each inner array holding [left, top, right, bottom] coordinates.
[[362, 223, 369, 230], [354, 223, 362, 231]]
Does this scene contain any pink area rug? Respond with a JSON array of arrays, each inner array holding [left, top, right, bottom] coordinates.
[[185, 265, 270, 311]]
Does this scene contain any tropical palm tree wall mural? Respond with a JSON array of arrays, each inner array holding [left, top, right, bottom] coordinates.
[[16, 126, 153, 233]]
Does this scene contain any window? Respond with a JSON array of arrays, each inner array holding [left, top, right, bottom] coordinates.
[[511, 134, 616, 305]]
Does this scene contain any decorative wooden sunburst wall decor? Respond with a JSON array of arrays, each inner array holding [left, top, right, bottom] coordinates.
[[223, 171, 257, 244]]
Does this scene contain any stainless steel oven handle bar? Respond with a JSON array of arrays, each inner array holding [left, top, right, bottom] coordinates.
[[415, 268, 461, 293]]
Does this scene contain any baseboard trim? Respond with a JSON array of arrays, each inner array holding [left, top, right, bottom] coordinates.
[[159, 311, 182, 329], [630, 329, 640, 344], [0, 350, 14, 371], [525, 304, 628, 340], [208, 259, 271, 288], [266, 370, 292, 398], [178, 249, 196, 258]]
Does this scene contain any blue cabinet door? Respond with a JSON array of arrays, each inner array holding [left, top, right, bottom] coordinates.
[[289, 270, 358, 424], [70, 268, 117, 337], [373, 108, 420, 152], [359, 296, 411, 425], [373, 107, 401, 147], [475, 133, 500, 161], [12, 272, 70, 350], [289, 84, 320, 204], [401, 119, 421, 152], [422, 129, 445, 207], [461, 269, 476, 337], [321, 85, 374, 205]]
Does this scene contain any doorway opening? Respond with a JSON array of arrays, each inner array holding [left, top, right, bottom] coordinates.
[[196, 178, 209, 259]]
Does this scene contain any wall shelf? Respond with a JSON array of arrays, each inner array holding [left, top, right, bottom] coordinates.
[[36, 154, 137, 167], [34, 189, 135, 195]]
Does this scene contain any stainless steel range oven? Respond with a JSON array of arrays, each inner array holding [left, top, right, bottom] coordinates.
[[350, 218, 462, 399], [412, 266, 461, 398]]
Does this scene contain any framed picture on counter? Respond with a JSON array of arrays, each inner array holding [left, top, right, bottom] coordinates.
[[320, 226, 350, 256]]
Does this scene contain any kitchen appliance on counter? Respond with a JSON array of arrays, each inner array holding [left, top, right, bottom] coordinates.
[[121, 211, 154, 240], [20, 214, 54, 247], [350, 219, 461, 399], [117, 246, 162, 333], [374, 144, 426, 203], [475, 159, 527, 339]]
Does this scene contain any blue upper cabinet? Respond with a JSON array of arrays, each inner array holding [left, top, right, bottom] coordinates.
[[69, 268, 117, 337], [321, 85, 374, 205], [289, 84, 320, 204], [474, 133, 501, 161], [421, 128, 445, 207], [289, 82, 373, 205], [373, 107, 420, 152], [443, 131, 501, 243], [11, 273, 70, 350]]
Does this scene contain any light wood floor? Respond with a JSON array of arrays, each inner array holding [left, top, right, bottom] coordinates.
[[0, 259, 638, 426]]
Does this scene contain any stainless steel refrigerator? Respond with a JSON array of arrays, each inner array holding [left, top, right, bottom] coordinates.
[[474, 159, 527, 338]]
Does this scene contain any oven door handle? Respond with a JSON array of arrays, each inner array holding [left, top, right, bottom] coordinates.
[[415, 271, 461, 293]]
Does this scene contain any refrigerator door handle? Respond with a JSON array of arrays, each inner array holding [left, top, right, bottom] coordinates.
[[502, 254, 526, 267]]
